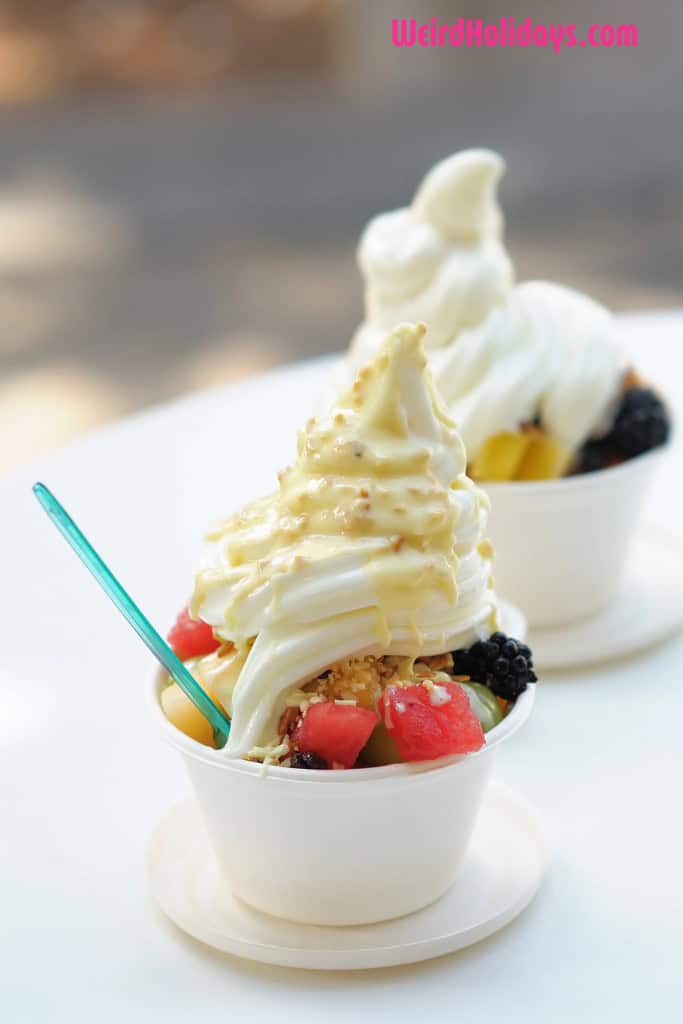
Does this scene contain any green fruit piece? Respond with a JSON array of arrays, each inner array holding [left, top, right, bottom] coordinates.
[[358, 722, 403, 767], [458, 682, 504, 733]]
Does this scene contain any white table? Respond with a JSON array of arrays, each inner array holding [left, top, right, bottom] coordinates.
[[2, 312, 682, 1022]]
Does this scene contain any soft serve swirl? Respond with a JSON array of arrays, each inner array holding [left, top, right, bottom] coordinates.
[[192, 323, 497, 757], [347, 148, 625, 459], [349, 149, 513, 370], [430, 281, 624, 459]]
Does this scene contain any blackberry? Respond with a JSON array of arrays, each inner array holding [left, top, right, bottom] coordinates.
[[290, 750, 328, 770], [452, 631, 537, 702], [611, 388, 670, 458], [576, 439, 615, 474]]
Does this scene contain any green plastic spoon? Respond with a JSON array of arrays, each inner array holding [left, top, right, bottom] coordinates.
[[33, 482, 230, 748]]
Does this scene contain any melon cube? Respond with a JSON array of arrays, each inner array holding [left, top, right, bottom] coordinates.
[[161, 682, 216, 747]]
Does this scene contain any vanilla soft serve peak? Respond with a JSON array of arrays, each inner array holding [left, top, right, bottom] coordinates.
[[347, 149, 626, 464], [349, 149, 513, 369], [192, 323, 497, 756]]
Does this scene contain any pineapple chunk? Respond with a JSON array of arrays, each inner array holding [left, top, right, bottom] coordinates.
[[470, 431, 531, 482], [161, 682, 216, 747], [516, 434, 571, 480]]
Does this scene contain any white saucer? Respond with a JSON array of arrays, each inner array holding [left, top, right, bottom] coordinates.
[[530, 525, 683, 670], [146, 783, 546, 971]]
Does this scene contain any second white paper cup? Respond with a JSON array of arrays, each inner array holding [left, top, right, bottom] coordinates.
[[484, 448, 664, 628], [151, 672, 535, 927]]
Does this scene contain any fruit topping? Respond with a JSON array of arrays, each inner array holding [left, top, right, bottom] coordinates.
[[378, 681, 484, 762], [575, 386, 670, 473], [289, 751, 328, 770], [469, 427, 571, 482], [161, 682, 216, 747], [291, 702, 379, 770], [470, 431, 531, 482], [515, 432, 571, 480], [167, 607, 221, 661], [458, 681, 504, 733], [610, 387, 670, 458], [452, 631, 536, 702], [358, 722, 402, 767], [575, 438, 615, 474]]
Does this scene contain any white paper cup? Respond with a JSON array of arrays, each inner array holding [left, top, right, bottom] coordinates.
[[484, 448, 664, 628], [150, 672, 535, 926]]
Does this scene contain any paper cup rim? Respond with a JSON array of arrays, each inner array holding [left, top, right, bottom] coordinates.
[[149, 669, 535, 783], [483, 443, 667, 497]]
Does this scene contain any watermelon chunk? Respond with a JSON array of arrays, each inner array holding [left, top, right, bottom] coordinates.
[[378, 682, 484, 762], [292, 702, 379, 769], [167, 607, 220, 661]]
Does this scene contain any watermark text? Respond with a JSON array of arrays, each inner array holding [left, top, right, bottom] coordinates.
[[392, 18, 639, 52]]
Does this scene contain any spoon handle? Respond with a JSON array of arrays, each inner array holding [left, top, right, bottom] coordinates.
[[33, 482, 230, 748]]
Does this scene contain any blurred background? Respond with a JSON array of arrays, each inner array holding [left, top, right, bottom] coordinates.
[[0, 0, 681, 474]]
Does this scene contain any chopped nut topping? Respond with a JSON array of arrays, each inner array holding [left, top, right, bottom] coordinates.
[[247, 650, 487, 763], [278, 706, 300, 737], [422, 652, 454, 672], [478, 539, 494, 560]]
